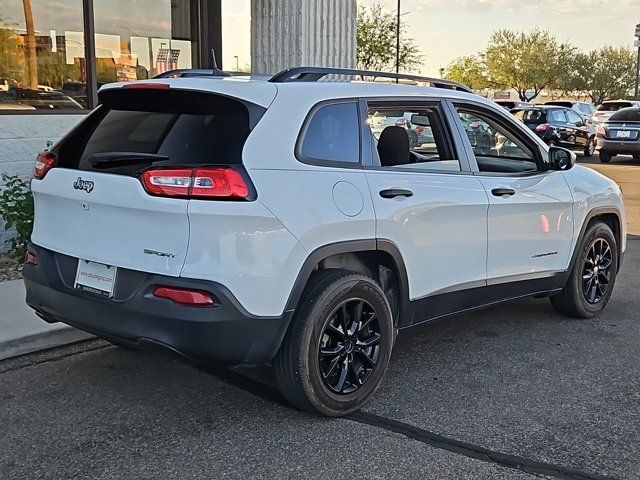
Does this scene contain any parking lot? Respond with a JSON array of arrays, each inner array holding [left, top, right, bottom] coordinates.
[[1, 154, 639, 480]]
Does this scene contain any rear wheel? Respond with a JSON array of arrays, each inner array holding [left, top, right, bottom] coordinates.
[[583, 138, 596, 157], [274, 270, 394, 417], [550, 222, 618, 318], [599, 151, 612, 163]]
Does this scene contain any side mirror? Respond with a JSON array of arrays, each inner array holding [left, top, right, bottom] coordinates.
[[548, 146, 575, 171], [410, 114, 430, 126]]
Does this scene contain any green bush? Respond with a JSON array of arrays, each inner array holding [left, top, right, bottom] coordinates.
[[0, 174, 34, 259]]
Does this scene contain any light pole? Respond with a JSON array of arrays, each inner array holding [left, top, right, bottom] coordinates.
[[395, 0, 401, 75], [234, 55, 239, 72], [635, 23, 640, 98]]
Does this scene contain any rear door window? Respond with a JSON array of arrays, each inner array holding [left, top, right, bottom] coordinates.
[[299, 102, 360, 165], [548, 109, 567, 124]]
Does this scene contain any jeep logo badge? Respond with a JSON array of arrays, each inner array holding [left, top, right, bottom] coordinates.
[[73, 177, 94, 193]]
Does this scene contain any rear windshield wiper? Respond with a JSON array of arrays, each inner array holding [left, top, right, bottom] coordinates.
[[87, 152, 169, 168]]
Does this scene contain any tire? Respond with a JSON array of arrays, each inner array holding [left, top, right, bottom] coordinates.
[[550, 222, 618, 319], [274, 269, 394, 417], [583, 138, 595, 157], [599, 152, 612, 163]]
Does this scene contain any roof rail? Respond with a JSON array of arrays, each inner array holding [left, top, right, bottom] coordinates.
[[154, 69, 231, 79], [268, 67, 473, 93]]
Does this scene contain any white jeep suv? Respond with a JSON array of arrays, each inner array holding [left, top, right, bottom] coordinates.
[[24, 67, 626, 417]]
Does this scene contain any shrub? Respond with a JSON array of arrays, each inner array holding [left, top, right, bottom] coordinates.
[[0, 174, 34, 259]]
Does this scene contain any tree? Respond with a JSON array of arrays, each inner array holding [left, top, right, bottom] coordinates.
[[568, 46, 637, 105], [22, 0, 38, 90], [444, 55, 491, 91], [485, 29, 575, 101], [356, 4, 420, 73]]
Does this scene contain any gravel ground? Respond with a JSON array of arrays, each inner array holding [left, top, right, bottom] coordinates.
[[0, 254, 21, 282]]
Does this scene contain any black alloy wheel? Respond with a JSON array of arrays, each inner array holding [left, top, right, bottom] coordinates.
[[274, 270, 394, 416], [318, 298, 381, 394], [582, 238, 613, 304]]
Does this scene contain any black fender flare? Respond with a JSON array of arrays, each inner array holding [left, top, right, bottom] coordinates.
[[283, 239, 410, 321]]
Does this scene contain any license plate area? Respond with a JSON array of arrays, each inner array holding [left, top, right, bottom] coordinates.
[[617, 130, 631, 138], [74, 259, 117, 298]]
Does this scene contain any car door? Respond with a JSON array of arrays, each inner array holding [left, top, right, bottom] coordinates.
[[363, 99, 489, 325], [450, 102, 574, 295], [547, 108, 570, 145], [565, 109, 589, 148]]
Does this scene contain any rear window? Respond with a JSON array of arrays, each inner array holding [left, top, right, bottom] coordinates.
[[55, 88, 262, 176], [609, 107, 640, 122], [513, 109, 546, 123], [598, 102, 632, 112]]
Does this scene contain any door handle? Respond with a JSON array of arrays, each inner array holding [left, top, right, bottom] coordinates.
[[379, 188, 413, 199], [491, 188, 516, 197]]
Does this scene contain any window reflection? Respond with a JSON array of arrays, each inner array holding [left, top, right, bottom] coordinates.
[[93, 0, 196, 84], [0, 0, 86, 109]]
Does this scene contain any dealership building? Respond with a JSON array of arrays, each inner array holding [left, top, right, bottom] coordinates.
[[0, 0, 357, 247]]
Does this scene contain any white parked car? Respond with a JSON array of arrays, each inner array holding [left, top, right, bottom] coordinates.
[[24, 67, 627, 417], [593, 100, 640, 123]]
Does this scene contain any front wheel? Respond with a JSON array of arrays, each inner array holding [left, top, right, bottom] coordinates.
[[599, 152, 612, 163], [583, 138, 596, 157], [550, 222, 618, 318], [274, 270, 394, 417]]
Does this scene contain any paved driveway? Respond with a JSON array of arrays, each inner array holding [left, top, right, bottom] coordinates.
[[2, 235, 638, 479], [578, 154, 640, 235]]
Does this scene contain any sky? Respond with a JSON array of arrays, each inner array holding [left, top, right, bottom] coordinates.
[[222, 0, 640, 75]]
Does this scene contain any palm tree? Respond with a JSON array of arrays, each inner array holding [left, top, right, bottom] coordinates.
[[22, 0, 38, 89]]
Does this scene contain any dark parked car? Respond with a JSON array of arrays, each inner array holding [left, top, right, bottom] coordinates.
[[11, 88, 83, 110], [595, 106, 640, 163], [545, 100, 596, 123], [512, 106, 596, 157]]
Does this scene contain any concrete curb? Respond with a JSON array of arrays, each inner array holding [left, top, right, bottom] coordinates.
[[0, 328, 94, 361]]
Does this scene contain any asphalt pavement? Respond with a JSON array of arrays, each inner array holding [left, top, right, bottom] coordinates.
[[2, 235, 638, 479]]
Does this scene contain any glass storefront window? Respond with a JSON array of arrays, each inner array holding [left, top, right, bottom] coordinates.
[[0, 0, 87, 109], [93, 0, 196, 84]]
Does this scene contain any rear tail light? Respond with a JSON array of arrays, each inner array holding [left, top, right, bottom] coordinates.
[[596, 125, 608, 138], [153, 286, 215, 306], [141, 167, 251, 200], [535, 123, 551, 132], [33, 152, 56, 179]]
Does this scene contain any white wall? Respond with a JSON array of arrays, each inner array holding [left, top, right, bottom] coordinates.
[[0, 115, 85, 250]]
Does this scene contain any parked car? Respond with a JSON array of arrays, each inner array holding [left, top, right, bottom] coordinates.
[[370, 110, 434, 147], [512, 106, 596, 156], [593, 100, 640, 123], [24, 67, 626, 417], [0, 91, 36, 110], [494, 100, 532, 110], [11, 88, 83, 110], [595, 106, 640, 163], [545, 100, 596, 123]]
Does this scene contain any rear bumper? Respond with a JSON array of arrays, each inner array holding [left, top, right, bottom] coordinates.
[[596, 139, 640, 154], [23, 243, 293, 366]]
